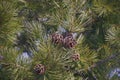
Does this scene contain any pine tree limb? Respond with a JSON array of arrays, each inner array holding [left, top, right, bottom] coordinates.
[[74, 52, 120, 73]]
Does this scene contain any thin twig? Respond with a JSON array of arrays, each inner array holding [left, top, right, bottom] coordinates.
[[74, 52, 120, 80], [91, 52, 120, 69]]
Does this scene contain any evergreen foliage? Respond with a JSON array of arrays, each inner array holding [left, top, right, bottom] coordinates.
[[0, 0, 120, 80]]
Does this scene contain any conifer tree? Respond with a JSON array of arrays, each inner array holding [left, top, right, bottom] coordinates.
[[0, 0, 120, 80]]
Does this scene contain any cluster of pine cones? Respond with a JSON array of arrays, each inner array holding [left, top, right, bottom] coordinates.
[[51, 32, 77, 48]]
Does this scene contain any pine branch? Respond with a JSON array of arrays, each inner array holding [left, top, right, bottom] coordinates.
[[0, 62, 26, 70], [75, 52, 120, 72], [93, 52, 120, 67], [77, 16, 96, 42]]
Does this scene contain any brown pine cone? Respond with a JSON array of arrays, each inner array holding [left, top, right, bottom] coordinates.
[[71, 53, 80, 61], [51, 33, 63, 44], [34, 64, 46, 75], [63, 36, 77, 48]]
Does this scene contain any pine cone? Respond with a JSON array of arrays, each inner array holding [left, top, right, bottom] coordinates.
[[34, 64, 45, 75], [63, 36, 77, 48], [71, 53, 80, 61], [51, 33, 63, 44]]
